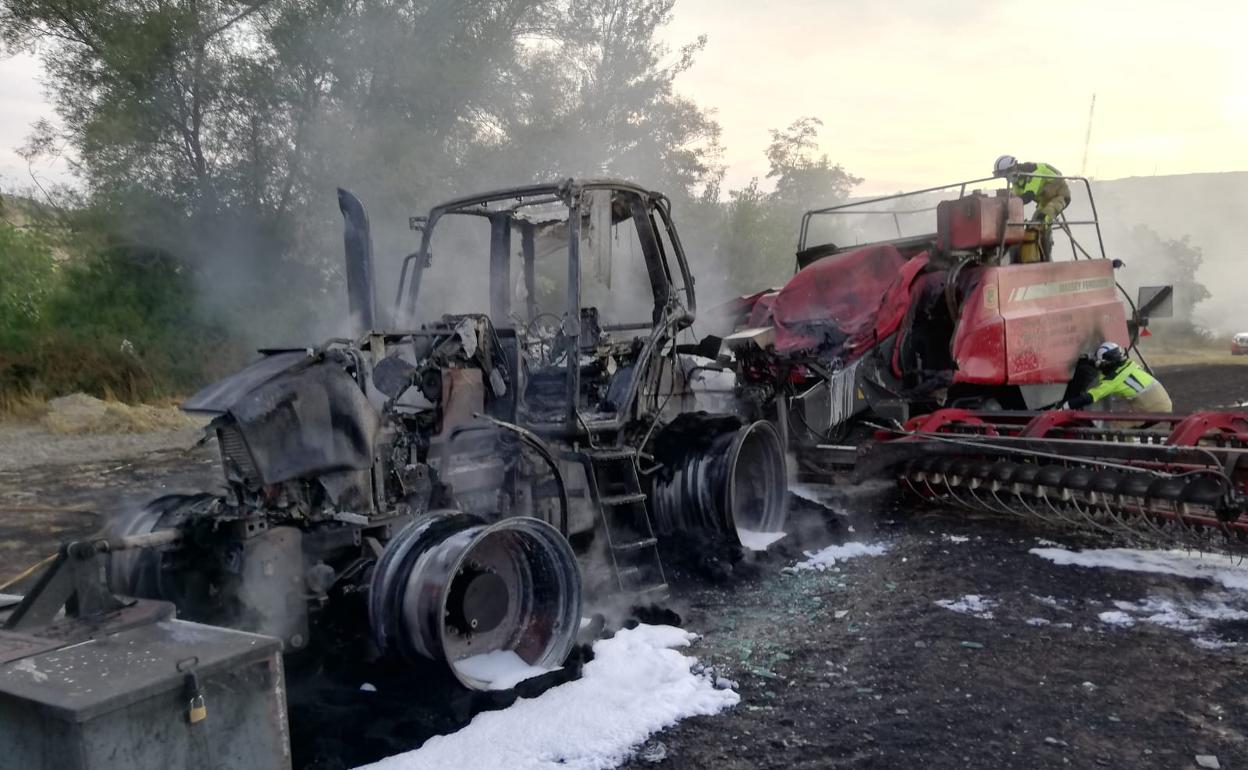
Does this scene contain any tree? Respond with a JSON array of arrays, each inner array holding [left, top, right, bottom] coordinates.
[[0, 221, 55, 334], [0, 0, 571, 337], [466, 0, 722, 200], [765, 117, 861, 212], [2, 1, 312, 231], [1134, 227, 1210, 331], [712, 117, 862, 296], [1100, 223, 1212, 341], [713, 179, 790, 293], [1, 0, 721, 312]]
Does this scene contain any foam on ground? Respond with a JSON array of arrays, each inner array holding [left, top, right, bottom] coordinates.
[[1106, 595, 1248, 633], [356, 624, 738, 770], [1097, 610, 1136, 627], [784, 542, 888, 572], [452, 650, 557, 691], [1037, 548, 1248, 648], [1029, 547, 1248, 590], [737, 529, 787, 551], [935, 594, 996, 619]]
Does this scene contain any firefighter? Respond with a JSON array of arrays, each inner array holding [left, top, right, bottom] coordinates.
[[992, 156, 1071, 223], [993, 155, 1072, 261], [1061, 341, 1173, 414]]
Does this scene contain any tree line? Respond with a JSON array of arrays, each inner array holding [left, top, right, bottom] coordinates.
[[0, 0, 863, 401], [2, 0, 1212, 404]]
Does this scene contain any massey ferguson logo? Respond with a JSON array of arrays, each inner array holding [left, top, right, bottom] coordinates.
[[1007, 277, 1114, 304]]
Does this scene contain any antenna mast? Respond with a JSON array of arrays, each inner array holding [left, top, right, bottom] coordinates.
[[1080, 93, 1096, 176]]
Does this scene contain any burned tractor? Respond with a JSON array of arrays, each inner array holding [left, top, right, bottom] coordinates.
[[721, 174, 1248, 547], [79, 179, 788, 691]]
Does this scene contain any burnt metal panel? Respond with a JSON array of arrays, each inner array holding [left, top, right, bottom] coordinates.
[[489, 214, 512, 323], [228, 361, 380, 485], [566, 194, 582, 431], [625, 193, 669, 326], [338, 188, 378, 333], [521, 221, 537, 321], [182, 351, 310, 415]]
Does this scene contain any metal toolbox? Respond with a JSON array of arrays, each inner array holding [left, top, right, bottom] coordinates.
[[0, 602, 289, 770]]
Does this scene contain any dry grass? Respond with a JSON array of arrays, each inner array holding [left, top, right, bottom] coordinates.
[[0, 389, 50, 422], [36, 392, 201, 434]]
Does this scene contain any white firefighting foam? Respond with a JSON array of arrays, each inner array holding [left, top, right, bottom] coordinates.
[[356, 624, 738, 770]]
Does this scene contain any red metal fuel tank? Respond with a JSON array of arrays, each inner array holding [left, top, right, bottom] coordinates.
[[936, 191, 1025, 251]]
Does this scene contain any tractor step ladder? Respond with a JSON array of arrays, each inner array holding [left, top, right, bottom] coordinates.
[[582, 449, 668, 597]]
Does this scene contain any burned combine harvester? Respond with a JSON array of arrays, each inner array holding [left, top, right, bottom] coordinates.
[[723, 174, 1248, 547], [3, 179, 787, 709]]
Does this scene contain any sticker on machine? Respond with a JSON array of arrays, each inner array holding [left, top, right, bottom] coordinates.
[[1006, 276, 1114, 303]]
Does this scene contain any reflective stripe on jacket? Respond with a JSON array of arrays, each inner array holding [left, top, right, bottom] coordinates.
[[1086, 360, 1158, 403]]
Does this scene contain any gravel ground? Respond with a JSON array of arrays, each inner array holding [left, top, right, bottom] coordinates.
[[0, 423, 205, 472], [1155, 364, 1248, 411], [0, 366, 1245, 769], [0, 434, 219, 581], [619, 506, 1248, 770]]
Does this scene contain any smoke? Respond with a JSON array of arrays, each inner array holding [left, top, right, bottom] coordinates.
[[265, 0, 722, 345], [6, 0, 722, 359], [1084, 173, 1246, 337]]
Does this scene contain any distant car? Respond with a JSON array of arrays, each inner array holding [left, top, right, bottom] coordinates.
[[1234, 333, 1248, 356]]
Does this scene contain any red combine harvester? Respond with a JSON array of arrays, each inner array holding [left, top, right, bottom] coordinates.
[[722, 173, 1248, 548]]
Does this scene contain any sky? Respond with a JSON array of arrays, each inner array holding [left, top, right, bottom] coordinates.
[[0, 51, 63, 190], [660, 0, 1248, 194], [3, 1, 1245, 194]]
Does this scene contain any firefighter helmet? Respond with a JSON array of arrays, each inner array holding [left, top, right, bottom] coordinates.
[[1094, 341, 1127, 369], [993, 155, 1017, 177]]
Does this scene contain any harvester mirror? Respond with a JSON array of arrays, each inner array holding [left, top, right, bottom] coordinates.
[[1137, 285, 1174, 319]]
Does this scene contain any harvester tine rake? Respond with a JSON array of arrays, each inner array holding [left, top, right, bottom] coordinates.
[[970, 484, 1020, 518], [885, 410, 1248, 554], [1065, 493, 1119, 538], [987, 488, 1027, 520], [942, 477, 989, 514], [901, 475, 924, 498], [1092, 499, 1135, 544], [924, 475, 954, 504], [1174, 506, 1221, 554], [1040, 487, 1090, 532], [1014, 489, 1064, 528], [978, 485, 1017, 516], [1102, 498, 1143, 540]]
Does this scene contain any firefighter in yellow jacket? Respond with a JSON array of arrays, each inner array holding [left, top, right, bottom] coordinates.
[[993, 156, 1072, 261], [993, 156, 1072, 224], [1062, 342, 1173, 413]]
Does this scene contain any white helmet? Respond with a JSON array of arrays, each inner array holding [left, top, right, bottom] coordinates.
[[1094, 341, 1126, 367], [993, 155, 1017, 177]]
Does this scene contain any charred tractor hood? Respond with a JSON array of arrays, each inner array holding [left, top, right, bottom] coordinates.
[[183, 350, 379, 487]]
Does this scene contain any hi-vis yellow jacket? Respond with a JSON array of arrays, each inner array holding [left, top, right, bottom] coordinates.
[[1069, 359, 1173, 413]]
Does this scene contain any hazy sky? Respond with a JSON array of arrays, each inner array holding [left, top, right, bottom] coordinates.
[[0, 51, 61, 189], [2, 0, 1245, 194], [661, 0, 1248, 194]]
